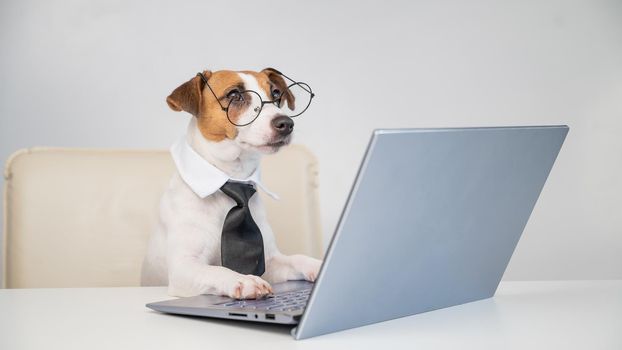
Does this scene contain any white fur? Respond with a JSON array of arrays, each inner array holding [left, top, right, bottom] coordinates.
[[235, 72, 287, 153], [141, 72, 322, 298]]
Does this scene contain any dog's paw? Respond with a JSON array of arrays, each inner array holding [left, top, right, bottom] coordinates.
[[292, 256, 323, 282], [225, 274, 273, 299]]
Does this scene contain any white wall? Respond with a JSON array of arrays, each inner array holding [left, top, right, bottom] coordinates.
[[1, 0, 621, 282]]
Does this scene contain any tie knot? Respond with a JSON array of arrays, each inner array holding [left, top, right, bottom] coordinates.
[[220, 181, 256, 207]]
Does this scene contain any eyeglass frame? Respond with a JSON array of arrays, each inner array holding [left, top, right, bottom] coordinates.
[[196, 69, 315, 127]]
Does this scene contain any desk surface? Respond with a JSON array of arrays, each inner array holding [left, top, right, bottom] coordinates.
[[1, 280, 621, 349]]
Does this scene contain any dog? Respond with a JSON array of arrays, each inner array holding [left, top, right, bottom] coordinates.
[[141, 68, 322, 299]]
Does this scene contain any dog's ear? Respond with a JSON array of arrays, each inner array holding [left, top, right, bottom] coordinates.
[[261, 68, 295, 110], [166, 70, 211, 116]]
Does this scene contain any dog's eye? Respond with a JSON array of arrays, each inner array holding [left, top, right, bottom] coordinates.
[[271, 89, 282, 100], [227, 89, 243, 101]]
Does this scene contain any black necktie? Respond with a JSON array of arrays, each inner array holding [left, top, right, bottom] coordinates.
[[220, 181, 265, 276]]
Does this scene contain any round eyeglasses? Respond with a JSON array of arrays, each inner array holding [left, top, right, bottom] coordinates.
[[197, 70, 315, 127]]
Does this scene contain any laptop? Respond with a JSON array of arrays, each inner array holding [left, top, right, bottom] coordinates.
[[146, 125, 569, 340]]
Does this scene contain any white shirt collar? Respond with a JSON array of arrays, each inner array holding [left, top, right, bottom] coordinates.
[[170, 137, 279, 200]]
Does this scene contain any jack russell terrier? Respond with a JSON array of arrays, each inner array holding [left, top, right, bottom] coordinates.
[[141, 68, 322, 299]]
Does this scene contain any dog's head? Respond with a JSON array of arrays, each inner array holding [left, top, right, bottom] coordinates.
[[166, 68, 299, 154]]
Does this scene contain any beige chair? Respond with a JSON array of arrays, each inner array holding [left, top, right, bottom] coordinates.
[[2, 146, 322, 288]]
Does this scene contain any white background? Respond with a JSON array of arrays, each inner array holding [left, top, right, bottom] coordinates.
[[1, 0, 621, 282]]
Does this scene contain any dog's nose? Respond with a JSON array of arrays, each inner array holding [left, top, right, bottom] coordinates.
[[271, 115, 294, 136]]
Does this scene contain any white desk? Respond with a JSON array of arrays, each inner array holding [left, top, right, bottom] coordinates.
[[1, 281, 620, 349]]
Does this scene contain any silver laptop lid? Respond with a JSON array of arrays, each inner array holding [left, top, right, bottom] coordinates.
[[294, 126, 568, 339]]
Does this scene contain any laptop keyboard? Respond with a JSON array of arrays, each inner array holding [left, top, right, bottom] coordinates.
[[220, 288, 312, 312]]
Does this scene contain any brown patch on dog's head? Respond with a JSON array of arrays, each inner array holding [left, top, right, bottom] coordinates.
[[195, 70, 243, 141], [261, 68, 295, 110], [166, 70, 241, 142]]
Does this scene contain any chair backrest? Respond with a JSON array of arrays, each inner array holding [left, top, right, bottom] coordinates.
[[2, 146, 322, 288]]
